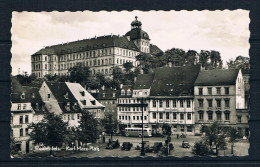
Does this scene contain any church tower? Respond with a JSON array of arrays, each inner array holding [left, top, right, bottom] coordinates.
[[125, 16, 150, 53]]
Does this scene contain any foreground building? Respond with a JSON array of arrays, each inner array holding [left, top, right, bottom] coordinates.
[[31, 16, 162, 77], [118, 65, 201, 134], [194, 69, 246, 134]]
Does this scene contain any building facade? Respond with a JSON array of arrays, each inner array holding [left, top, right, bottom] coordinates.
[[31, 17, 162, 78], [194, 69, 246, 134]]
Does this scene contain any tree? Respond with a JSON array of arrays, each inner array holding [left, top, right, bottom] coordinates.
[[203, 122, 227, 155], [227, 56, 250, 70], [77, 111, 100, 144], [68, 64, 91, 84], [16, 72, 37, 86], [123, 62, 134, 73], [101, 114, 119, 141], [227, 127, 239, 154], [192, 141, 210, 156], [29, 113, 68, 156]]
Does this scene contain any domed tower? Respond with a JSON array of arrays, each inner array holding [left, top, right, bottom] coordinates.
[[125, 16, 150, 53]]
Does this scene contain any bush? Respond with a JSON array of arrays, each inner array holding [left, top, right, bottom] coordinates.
[[192, 141, 210, 156]]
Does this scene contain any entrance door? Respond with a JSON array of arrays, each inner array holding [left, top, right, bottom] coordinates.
[[26, 141, 29, 153]]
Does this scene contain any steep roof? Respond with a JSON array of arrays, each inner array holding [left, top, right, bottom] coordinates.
[[94, 87, 120, 100], [118, 85, 134, 98], [125, 29, 150, 40], [150, 44, 163, 56], [32, 35, 139, 56], [45, 81, 77, 102], [195, 69, 239, 86], [11, 77, 31, 103], [133, 73, 155, 90], [150, 65, 201, 96]]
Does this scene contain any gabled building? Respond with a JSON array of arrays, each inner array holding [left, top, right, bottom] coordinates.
[[194, 69, 245, 134], [11, 77, 34, 154]]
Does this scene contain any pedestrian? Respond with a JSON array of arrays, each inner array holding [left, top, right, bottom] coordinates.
[[103, 136, 105, 143], [177, 134, 179, 139]]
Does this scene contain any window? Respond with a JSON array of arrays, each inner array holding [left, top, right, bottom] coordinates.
[[68, 115, 70, 121], [225, 99, 230, 108], [237, 116, 242, 123], [21, 93, 25, 99], [199, 88, 203, 95], [17, 104, 21, 110], [137, 116, 139, 120], [71, 114, 74, 120], [23, 104, 26, 110], [159, 113, 163, 119], [187, 100, 191, 108], [173, 113, 177, 119], [216, 99, 221, 108], [180, 100, 184, 108], [25, 128, 29, 135], [20, 128, 23, 137], [172, 100, 176, 108], [166, 113, 169, 119], [225, 87, 229, 95], [198, 99, 203, 108], [208, 87, 212, 95], [25, 115, 29, 123], [180, 113, 184, 120], [144, 116, 147, 120], [121, 90, 125, 95], [187, 113, 191, 120], [48, 94, 51, 98], [133, 116, 135, 120], [153, 113, 156, 119], [199, 112, 204, 120], [187, 126, 193, 132], [119, 116, 121, 120], [125, 116, 127, 120], [77, 114, 80, 120], [80, 91, 85, 96], [166, 100, 169, 108], [208, 112, 213, 120], [207, 99, 212, 108], [225, 112, 230, 120], [217, 112, 222, 120], [159, 100, 163, 108], [153, 100, 156, 107], [19, 116, 23, 124]]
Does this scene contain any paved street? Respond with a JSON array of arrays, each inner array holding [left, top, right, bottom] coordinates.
[[21, 135, 249, 158]]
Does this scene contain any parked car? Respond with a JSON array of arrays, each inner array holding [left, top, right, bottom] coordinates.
[[135, 141, 150, 150], [182, 141, 190, 148], [160, 143, 174, 156], [152, 132, 165, 137], [121, 142, 133, 151], [105, 140, 120, 149], [151, 142, 163, 153]]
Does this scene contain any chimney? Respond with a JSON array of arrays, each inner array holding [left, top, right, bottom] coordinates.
[[101, 85, 105, 90], [168, 62, 172, 67], [140, 69, 144, 74], [120, 84, 123, 89]]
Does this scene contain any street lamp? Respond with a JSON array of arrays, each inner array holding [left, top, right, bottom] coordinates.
[[140, 97, 145, 156]]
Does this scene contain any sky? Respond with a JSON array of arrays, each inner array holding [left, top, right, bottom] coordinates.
[[11, 10, 250, 75]]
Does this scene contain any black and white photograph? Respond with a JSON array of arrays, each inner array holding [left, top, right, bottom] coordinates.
[[10, 10, 250, 158]]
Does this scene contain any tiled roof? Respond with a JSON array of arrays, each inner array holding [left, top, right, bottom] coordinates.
[[150, 44, 163, 55], [133, 73, 155, 90], [11, 77, 31, 103], [195, 69, 239, 86], [118, 85, 134, 98], [58, 103, 81, 114], [32, 35, 139, 56], [45, 81, 77, 102], [150, 65, 201, 96], [125, 29, 150, 40]]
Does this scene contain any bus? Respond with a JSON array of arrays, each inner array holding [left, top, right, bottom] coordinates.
[[125, 128, 152, 137]]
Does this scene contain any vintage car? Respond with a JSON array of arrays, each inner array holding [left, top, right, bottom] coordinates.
[[182, 141, 190, 148]]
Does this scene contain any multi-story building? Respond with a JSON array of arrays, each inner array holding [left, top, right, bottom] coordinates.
[[92, 86, 120, 118], [11, 77, 34, 154], [117, 65, 201, 135], [194, 69, 245, 134], [39, 81, 105, 128], [31, 16, 162, 78]]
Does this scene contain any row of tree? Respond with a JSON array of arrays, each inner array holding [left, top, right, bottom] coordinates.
[[12, 112, 120, 156]]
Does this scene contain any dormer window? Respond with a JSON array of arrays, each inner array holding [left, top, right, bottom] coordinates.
[[64, 93, 69, 99], [73, 103, 78, 110], [127, 89, 131, 95], [113, 93, 116, 97], [35, 103, 39, 111], [121, 90, 125, 96], [103, 93, 105, 97], [91, 100, 96, 105], [80, 91, 85, 96], [32, 93, 35, 98], [81, 100, 86, 105], [66, 103, 70, 111], [42, 105, 45, 111], [21, 93, 25, 99]]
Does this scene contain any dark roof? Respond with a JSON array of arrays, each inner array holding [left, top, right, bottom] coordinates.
[[11, 77, 31, 103], [150, 65, 201, 96], [45, 81, 77, 102], [150, 44, 163, 55], [95, 87, 120, 100], [195, 69, 239, 86], [125, 29, 150, 40], [58, 103, 81, 114], [133, 73, 155, 90], [241, 68, 249, 75], [32, 35, 139, 56]]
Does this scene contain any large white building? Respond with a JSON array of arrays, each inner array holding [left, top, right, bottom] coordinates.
[[31, 16, 162, 77]]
